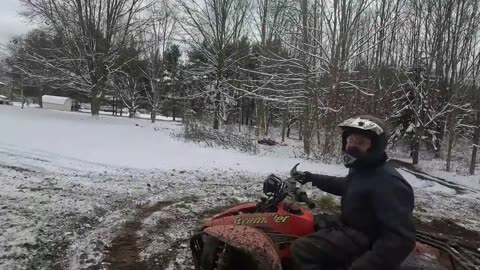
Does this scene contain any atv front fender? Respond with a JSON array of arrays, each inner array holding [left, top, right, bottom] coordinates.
[[204, 225, 282, 270]]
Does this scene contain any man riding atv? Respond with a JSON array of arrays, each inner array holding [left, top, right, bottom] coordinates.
[[291, 115, 416, 270]]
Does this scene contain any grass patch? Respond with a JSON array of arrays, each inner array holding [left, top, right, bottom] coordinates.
[[175, 202, 190, 209], [182, 195, 200, 203], [312, 194, 340, 213], [412, 215, 423, 226]]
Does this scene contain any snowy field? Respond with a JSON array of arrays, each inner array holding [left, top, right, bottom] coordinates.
[[0, 105, 479, 270]]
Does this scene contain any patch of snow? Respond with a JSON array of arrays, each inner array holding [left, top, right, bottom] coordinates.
[[398, 169, 457, 195], [390, 148, 480, 191], [11, 102, 41, 108], [420, 164, 480, 190], [405, 123, 415, 133], [0, 106, 340, 174]]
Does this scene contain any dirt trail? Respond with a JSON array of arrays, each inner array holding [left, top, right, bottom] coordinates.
[[99, 198, 241, 270], [418, 219, 480, 249], [103, 201, 175, 270]]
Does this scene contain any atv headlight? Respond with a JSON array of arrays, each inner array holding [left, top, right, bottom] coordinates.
[[263, 174, 285, 197]]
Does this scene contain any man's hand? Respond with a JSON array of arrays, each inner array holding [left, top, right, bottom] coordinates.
[[292, 170, 313, 185]]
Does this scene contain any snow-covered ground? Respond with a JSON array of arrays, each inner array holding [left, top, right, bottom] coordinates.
[[10, 102, 41, 108], [389, 148, 480, 190], [0, 105, 479, 270]]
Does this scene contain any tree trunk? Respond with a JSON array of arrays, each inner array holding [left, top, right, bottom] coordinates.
[[281, 110, 287, 142], [446, 131, 455, 172], [213, 92, 221, 129], [265, 111, 271, 136], [238, 100, 242, 132], [38, 86, 43, 108], [434, 118, 446, 158], [21, 88, 24, 109], [298, 118, 303, 140], [322, 118, 335, 156], [303, 109, 312, 156], [411, 139, 420, 165], [91, 95, 100, 116], [317, 116, 321, 145], [9, 83, 14, 102], [264, 105, 269, 135], [151, 110, 156, 123], [129, 109, 134, 118], [287, 120, 292, 138], [172, 99, 176, 121], [255, 100, 264, 136], [300, 0, 311, 156], [303, 128, 311, 156], [250, 99, 255, 126], [112, 98, 115, 116], [469, 111, 480, 175], [213, 112, 220, 129], [412, 125, 423, 165], [322, 131, 330, 155], [240, 98, 244, 126], [446, 110, 458, 172]]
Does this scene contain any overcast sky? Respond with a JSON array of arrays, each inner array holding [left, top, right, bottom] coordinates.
[[0, 0, 34, 46]]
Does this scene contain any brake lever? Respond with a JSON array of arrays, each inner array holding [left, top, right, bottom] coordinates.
[[290, 163, 301, 176]]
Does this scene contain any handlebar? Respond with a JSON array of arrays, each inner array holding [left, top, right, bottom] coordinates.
[[260, 163, 316, 211], [290, 163, 302, 177]]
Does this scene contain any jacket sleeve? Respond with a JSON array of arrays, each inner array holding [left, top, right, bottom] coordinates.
[[350, 176, 416, 270], [310, 174, 348, 196]]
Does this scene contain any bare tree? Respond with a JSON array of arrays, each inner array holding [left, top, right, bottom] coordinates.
[[6, 30, 72, 106], [249, 0, 293, 136], [111, 69, 143, 118], [20, 0, 148, 115], [179, 0, 250, 129], [245, 0, 401, 156], [137, 0, 178, 123], [469, 35, 480, 175]]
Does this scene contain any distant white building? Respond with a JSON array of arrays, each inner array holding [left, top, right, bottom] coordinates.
[[42, 95, 74, 111]]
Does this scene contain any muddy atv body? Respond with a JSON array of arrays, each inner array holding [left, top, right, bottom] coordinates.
[[190, 164, 480, 270]]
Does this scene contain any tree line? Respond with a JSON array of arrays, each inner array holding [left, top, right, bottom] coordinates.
[[4, 0, 480, 175]]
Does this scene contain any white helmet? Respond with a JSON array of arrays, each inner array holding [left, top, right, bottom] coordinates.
[[338, 115, 389, 168]]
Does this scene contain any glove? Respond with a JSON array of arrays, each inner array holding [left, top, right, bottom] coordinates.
[[292, 171, 313, 185]]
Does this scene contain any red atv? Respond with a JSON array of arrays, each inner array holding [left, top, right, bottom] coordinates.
[[190, 164, 478, 270]]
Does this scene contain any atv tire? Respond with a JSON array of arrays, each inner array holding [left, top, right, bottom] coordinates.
[[200, 235, 258, 270]]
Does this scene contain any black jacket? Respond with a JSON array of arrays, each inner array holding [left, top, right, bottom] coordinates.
[[311, 162, 416, 270]]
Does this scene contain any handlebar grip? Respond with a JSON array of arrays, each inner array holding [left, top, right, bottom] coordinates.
[[298, 193, 316, 209]]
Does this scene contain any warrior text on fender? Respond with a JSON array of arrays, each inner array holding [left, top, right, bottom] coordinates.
[[234, 216, 267, 225]]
